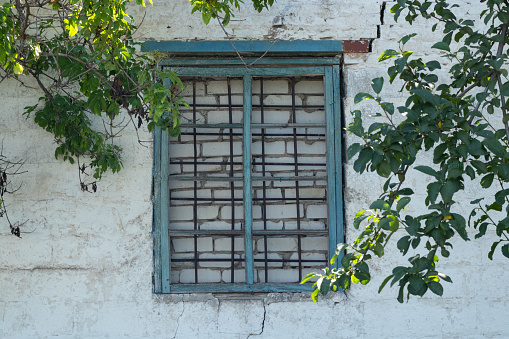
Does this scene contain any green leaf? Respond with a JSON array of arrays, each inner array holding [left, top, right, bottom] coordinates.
[[68, 23, 78, 37], [376, 160, 392, 178], [431, 41, 450, 51], [397, 284, 405, 303], [501, 82, 509, 96], [411, 88, 439, 106], [201, 11, 211, 24], [337, 273, 351, 291], [470, 160, 488, 174], [346, 143, 362, 160], [437, 272, 452, 283], [399, 33, 417, 45], [311, 287, 319, 303], [356, 261, 370, 274], [480, 173, 494, 188], [301, 272, 320, 284], [428, 281, 443, 296], [13, 63, 24, 75], [335, 242, 348, 255], [440, 181, 456, 203], [378, 217, 391, 230], [502, 244, 509, 259], [408, 276, 426, 296], [488, 241, 500, 260], [318, 277, 330, 296], [396, 197, 411, 212], [378, 274, 393, 293], [495, 189, 509, 205], [354, 92, 374, 104], [426, 60, 441, 71], [371, 77, 384, 94], [470, 198, 484, 205], [353, 213, 369, 229], [370, 199, 390, 210], [330, 253, 338, 265], [373, 242, 384, 257], [415, 165, 440, 180], [483, 138, 505, 157], [378, 49, 399, 62], [354, 148, 373, 174], [397, 235, 411, 255]]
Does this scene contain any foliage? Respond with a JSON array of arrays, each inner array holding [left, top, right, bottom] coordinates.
[[1, 0, 187, 189], [191, 0, 274, 25], [0, 0, 272, 232], [306, 0, 509, 302]]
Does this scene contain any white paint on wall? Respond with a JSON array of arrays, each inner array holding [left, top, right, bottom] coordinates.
[[1, 0, 508, 338]]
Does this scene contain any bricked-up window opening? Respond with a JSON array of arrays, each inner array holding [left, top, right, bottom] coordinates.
[[154, 59, 343, 293]]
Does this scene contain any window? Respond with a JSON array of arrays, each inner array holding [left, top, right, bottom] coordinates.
[[152, 43, 344, 293]]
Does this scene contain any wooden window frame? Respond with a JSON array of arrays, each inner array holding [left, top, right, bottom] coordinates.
[[150, 41, 344, 293]]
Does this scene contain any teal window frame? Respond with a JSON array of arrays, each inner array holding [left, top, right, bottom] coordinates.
[[151, 42, 344, 294]]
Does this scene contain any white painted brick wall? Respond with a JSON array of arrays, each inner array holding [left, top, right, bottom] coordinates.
[[257, 237, 298, 252], [214, 237, 245, 251], [287, 140, 327, 155], [252, 140, 286, 155], [264, 95, 303, 106], [219, 95, 244, 105], [180, 81, 206, 96], [172, 237, 213, 252], [253, 79, 290, 94], [207, 110, 243, 124], [196, 205, 220, 220], [306, 204, 328, 219], [295, 80, 324, 94], [179, 268, 222, 283], [2, 0, 508, 338], [252, 110, 291, 124], [202, 141, 243, 156], [253, 252, 284, 267], [295, 109, 326, 123], [221, 269, 246, 283], [181, 95, 217, 106], [264, 204, 304, 220], [206, 79, 244, 94]]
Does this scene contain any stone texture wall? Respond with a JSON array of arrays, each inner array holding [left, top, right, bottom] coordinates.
[[1, 0, 509, 338]]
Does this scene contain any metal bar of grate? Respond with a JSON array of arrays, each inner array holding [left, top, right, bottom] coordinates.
[[180, 104, 324, 109], [180, 132, 326, 138], [260, 79, 269, 283], [171, 160, 326, 167], [167, 176, 326, 181], [169, 197, 325, 202], [172, 258, 327, 263], [228, 77, 236, 283], [192, 79, 199, 284], [168, 230, 329, 236], [180, 123, 325, 128], [243, 75, 254, 285], [291, 78, 303, 281]]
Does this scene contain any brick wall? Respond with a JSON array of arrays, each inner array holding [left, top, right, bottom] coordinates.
[[2, 0, 509, 338], [169, 76, 329, 284]]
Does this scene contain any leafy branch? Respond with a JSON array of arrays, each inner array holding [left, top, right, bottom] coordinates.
[[307, 0, 509, 302]]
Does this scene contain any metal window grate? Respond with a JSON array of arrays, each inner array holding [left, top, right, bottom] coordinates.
[[168, 75, 330, 285]]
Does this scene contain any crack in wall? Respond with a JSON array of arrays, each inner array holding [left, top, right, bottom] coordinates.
[[172, 302, 185, 339], [380, 1, 388, 27], [371, 1, 390, 52], [246, 303, 266, 338]]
